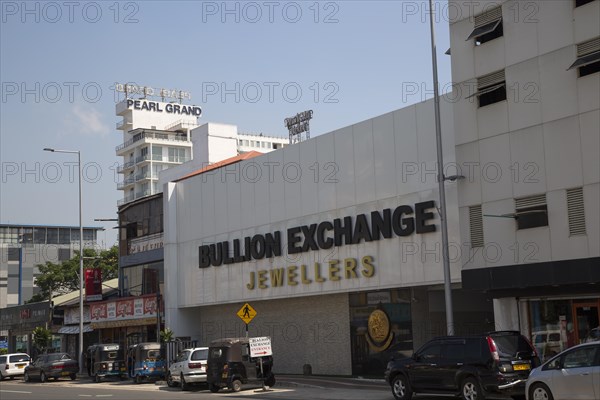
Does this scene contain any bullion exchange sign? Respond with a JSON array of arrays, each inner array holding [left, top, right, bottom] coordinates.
[[198, 201, 437, 291]]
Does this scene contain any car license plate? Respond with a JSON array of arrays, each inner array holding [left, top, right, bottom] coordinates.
[[513, 364, 530, 371], [18, 365, 24, 369], [61, 371, 71, 376]]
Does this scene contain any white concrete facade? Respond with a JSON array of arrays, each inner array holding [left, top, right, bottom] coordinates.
[[163, 97, 463, 374], [450, 0, 599, 337], [161, 0, 600, 374]]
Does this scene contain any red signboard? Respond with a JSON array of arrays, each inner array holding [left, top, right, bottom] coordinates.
[[90, 303, 107, 321], [116, 299, 134, 318], [85, 268, 103, 302]]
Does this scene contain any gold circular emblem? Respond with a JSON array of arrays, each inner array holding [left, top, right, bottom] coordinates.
[[368, 309, 390, 342]]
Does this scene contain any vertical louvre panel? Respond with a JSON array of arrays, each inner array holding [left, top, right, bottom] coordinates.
[[474, 6, 502, 28], [567, 188, 586, 236], [478, 70, 506, 89], [469, 205, 484, 248]]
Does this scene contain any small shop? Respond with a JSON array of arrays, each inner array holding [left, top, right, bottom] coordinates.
[[0, 301, 52, 354]]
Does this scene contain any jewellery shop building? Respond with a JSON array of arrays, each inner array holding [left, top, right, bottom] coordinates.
[[163, 98, 494, 376]]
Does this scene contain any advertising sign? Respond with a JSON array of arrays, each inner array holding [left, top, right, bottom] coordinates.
[[85, 268, 103, 302]]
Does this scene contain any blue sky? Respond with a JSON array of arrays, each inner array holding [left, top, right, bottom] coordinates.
[[1, 1, 451, 247]]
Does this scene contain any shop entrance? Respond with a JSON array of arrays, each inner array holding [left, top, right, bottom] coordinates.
[[572, 300, 600, 344]]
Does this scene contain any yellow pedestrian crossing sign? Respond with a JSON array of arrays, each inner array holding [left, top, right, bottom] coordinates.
[[237, 303, 257, 325]]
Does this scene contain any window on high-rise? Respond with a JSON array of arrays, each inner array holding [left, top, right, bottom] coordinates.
[[568, 37, 600, 77], [466, 6, 503, 45], [467, 70, 507, 107]]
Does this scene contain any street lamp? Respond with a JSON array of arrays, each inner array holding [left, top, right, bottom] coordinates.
[[427, 0, 454, 335], [44, 147, 84, 374]]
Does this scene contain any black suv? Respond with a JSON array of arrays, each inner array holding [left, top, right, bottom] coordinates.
[[384, 331, 540, 400]]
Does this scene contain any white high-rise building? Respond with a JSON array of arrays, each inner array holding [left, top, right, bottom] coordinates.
[[115, 97, 288, 206]]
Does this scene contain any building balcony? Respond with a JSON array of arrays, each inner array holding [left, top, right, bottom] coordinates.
[[115, 129, 190, 155], [117, 194, 135, 206], [135, 154, 151, 164], [135, 171, 155, 182], [116, 161, 135, 173], [116, 119, 132, 131], [117, 176, 136, 189], [135, 189, 151, 199]]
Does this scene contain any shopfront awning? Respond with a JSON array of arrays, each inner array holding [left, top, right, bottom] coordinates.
[[58, 324, 93, 334]]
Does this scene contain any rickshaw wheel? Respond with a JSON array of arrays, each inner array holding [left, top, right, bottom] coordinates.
[[230, 379, 242, 392], [265, 374, 276, 387], [209, 383, 220, 393], [94, 374, 101, 383], [70, 373, 76, 381], [135, 375, 142, 384]]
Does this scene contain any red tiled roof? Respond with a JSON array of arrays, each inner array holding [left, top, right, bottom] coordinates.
[[174, 151, 263, 182]]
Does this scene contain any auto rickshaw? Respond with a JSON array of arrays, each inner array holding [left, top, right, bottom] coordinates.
[[87, 344, 127, 382], [129, 342, 165, 383], [207, 337, 275, 393]]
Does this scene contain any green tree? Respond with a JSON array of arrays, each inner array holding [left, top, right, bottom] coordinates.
[[28, 245, 119, 303], [32, 326, 52, 354]]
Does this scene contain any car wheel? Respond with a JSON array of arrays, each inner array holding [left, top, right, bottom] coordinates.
[[209, 383, 220, 393], [461, 377, 485, 400], [166, 372, 175, 387], [230, 379, 242, 392], [180, 374, 188, 391], [10, 376, 15, 380], [24, 372, 30, 382], [530, 383, 554, 400], [70, 373, 76, 381], [391, 374, 413, 400], [40, 371, 47, 383], [0, 371, 4, 380]]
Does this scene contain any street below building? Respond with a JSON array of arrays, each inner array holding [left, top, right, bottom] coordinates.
[[0, 375, 469, 400]]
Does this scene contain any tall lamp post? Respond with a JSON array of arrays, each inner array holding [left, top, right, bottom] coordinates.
[[44, 147, 84, 373], [427, 0, 454, 335]]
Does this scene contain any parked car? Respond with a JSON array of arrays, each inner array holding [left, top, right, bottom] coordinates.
[[531, 330, 563, 360], [167, 347, 209, 390], [585, 326, 600, 343], [0, 353, 30, 380], [24, 353, 78, 382], [384, 331, 540, 400], [525, 341, 600, 400]]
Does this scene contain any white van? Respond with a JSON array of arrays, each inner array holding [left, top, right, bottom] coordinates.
[[0, 353, 31, 380]]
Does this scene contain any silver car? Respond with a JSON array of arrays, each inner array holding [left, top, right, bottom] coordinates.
[[526, 341, 600, 400], [0, 353, 30, 380], [166, 347, 209, 390]]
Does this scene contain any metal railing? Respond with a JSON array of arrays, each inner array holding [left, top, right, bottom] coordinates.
[[116, 120, 132, 130], [135, 171, 154, 181], [117, 161, 135, 173], [117, 194, 135, 206], [117, 176, 135, 189], [116, 131, 190, 152]]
